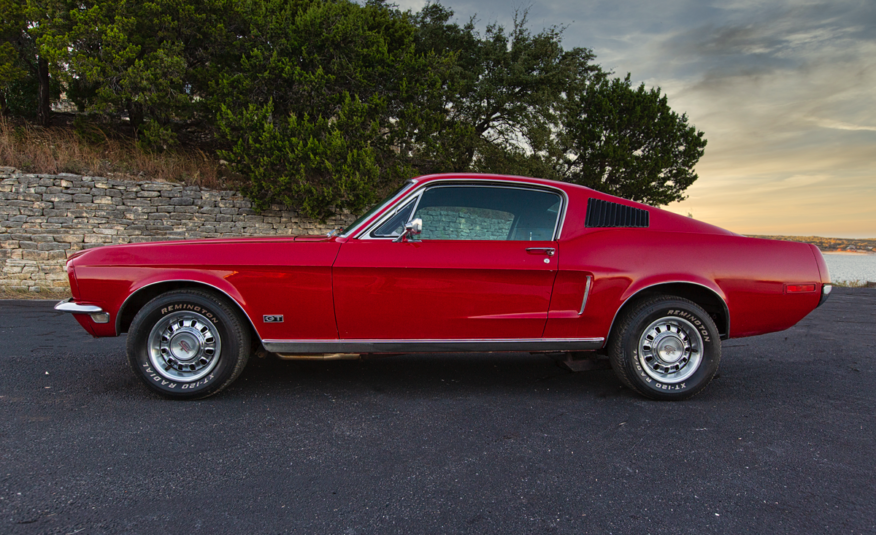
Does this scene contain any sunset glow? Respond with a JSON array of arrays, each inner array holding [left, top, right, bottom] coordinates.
[[396, 0, 876, 237]]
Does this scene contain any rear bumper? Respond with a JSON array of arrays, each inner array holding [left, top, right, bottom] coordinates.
[[818, 284, 832, 307]]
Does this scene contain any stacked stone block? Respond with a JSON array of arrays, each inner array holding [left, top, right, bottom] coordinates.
[[0, 168, 353, 292], [419, 207, 515, 241]]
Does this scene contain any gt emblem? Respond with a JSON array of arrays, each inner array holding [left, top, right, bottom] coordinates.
[[263, 315, 284, 323]]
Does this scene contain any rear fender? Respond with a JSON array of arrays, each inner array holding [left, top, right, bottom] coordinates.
[[606, 278, 730, 343]]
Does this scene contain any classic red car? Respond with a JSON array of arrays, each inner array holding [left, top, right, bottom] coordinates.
[[55, 173, 832, 400]]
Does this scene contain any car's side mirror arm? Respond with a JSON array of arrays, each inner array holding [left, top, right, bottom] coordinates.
[[393, 218, 422, 243]]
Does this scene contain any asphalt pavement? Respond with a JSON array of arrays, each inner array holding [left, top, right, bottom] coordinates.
[[1, 289, 874, 534]]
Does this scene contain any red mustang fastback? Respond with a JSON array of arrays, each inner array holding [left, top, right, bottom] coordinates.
[[55, 173, 831, 400]]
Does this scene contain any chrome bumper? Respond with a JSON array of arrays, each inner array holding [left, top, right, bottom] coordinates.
[[55, 298, 103, 313], [817, 284, 832, 307], [54, 298, 110, 323]]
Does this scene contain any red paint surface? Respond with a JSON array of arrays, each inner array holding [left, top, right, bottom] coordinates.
[[64, 174, 827, 345], [71, 237, 340, 340], [333, 239, 557, 339]]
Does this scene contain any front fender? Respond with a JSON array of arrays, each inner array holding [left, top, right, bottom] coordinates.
[[74, 266, 255, 338], [113, 270, 258, 338]]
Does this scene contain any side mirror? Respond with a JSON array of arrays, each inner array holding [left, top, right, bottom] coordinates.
[[394, 218, 423, 242]]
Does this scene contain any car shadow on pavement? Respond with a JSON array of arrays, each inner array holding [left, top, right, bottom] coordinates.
[[223, 352, 632, 400]]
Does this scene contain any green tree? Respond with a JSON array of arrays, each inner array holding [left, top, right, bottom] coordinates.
[[49, 0, 232, 145], [215, 0, 458, 220], [219, 96, 381, 219], [0, 0, 68, 123], [4, 0, 707, 214], [410, 3, 706, 206], [557, 75, 707, 205], [0, 0, 28, 116], [411, 3, 603, 176]]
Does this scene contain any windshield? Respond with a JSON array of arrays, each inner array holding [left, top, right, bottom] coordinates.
[[340, 180, 417, 237]]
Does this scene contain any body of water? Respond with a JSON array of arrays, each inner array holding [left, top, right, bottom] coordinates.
[[823, 253, 876, 284]]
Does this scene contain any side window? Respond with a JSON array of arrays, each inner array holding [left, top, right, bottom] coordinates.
[[371, 199, 416, 237], [411, 186, 561, 241]]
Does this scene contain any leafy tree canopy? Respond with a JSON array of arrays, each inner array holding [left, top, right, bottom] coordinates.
[[412, 3, 603, 173], [5, 0, 707, 218], [0, 0, 62, 121], [214, 0, 459, 219], [0, 1, 28, 93], [558, 75, 707, 205]]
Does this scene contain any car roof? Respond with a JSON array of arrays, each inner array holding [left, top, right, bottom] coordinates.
[[348, 172, 736, 240], [412, 173, 589, 195]]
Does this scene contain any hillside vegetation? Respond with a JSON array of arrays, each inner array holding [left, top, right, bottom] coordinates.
[[749, 235, 876, 253], [1, 0, 706, 221]]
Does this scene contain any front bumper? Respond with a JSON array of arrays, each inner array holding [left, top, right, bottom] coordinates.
[[54, 298, 110, 323]]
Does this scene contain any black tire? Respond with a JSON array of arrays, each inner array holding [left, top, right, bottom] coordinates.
[[126, 289, 251, 399], [609, 296, 721, 400]]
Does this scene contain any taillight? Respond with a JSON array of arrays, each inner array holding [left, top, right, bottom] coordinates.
[[786, 284, 816, 293]]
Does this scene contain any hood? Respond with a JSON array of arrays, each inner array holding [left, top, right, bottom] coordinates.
[[67, 234, 338, 268]]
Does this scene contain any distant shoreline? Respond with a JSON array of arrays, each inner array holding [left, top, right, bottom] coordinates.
[[748, 235, 876, 254]]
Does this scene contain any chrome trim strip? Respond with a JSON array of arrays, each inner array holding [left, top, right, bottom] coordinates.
[[578, 275, 593, 315], [114, 279, 262, 339], [262, 337, 604, 353], [604, 281, 731, 341], [555, 188, 567, 240], [54, 298, 103, 314], [354, 179, 570, 241]]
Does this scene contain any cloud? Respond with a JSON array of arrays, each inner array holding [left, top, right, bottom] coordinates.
[[813, 119, 876, 132], [389, 0, 876, 236], [583, 1, 876, 237]]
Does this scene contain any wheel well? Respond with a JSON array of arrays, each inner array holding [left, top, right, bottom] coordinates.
[[609, 283, 730, 341], [116, 281, 257, 338]]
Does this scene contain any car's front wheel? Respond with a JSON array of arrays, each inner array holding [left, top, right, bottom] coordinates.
[[126, 289, 251, 399], [609, 296, 721, 400]]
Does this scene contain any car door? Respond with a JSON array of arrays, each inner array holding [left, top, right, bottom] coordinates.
[[332, 183, 564, 340]]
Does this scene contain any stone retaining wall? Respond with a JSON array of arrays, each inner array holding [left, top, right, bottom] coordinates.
[[418, 207, 515, 241], [0, 168, 353, 292]]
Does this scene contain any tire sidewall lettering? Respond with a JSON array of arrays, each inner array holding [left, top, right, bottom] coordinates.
[[664, 309, 711, 342], [159, 304, 218, 324], [142, 363, 178, 389], [141, 358, 216, 392], [632, 357, 688, 390], [631, 348, 654, 383], [180, 374, 214, 390]]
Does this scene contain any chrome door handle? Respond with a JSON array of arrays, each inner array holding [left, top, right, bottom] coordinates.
[[525, 247, 555, 256]]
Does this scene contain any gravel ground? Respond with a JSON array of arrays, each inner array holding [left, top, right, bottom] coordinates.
[[1, 289, 874, 534]]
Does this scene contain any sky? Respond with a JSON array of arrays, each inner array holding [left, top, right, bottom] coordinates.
[[395, 0, 876, 238]]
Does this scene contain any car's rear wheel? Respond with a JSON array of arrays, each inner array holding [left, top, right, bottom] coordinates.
[[609, 296, 721, 400], [126, 289, 251, 399]]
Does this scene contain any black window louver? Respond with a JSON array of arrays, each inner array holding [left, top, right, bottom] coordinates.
[[584, 198, 650, 228]]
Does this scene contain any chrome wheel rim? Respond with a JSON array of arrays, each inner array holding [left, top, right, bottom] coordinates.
[[147, 311, 222, 382], [637, 316, 703, 384]]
